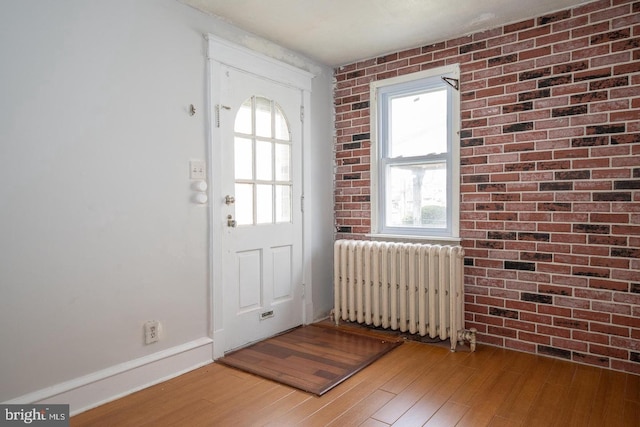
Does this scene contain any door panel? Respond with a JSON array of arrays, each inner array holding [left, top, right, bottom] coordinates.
[[272, 245, 292, 301], [220, 66, 303, 352], [237, 250, 261, 311]]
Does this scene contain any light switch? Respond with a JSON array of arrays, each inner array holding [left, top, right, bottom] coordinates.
[[190, 160, 206, 180]]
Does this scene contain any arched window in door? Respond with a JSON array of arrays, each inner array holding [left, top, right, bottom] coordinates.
[[233, 96, 292, 226]]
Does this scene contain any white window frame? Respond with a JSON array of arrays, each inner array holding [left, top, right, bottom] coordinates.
[[369, 65, 461, 243]]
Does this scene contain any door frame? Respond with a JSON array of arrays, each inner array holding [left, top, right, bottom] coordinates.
[[206, 34, 314, 359]]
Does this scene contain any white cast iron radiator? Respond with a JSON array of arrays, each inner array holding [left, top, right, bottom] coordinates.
[[333, 240, 476, 352]]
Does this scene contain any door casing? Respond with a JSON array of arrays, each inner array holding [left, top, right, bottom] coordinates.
[[206, 34, 314, 359]]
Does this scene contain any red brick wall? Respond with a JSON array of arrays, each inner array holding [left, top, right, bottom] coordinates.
[[334, 0, 640, 374]]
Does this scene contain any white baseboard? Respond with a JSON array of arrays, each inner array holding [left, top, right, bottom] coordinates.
[[4, 337, 213, 416]]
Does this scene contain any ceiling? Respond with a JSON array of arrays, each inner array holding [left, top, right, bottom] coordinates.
[[183, 0, 593, 67]]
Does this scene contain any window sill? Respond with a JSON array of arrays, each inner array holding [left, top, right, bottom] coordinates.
[[366, 233, 462, 246]]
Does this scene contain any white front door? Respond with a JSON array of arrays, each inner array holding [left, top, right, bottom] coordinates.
[[219, 66, 304, 352]]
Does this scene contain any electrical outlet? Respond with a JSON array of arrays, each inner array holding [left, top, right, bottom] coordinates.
[[144, 320, 160, 344]]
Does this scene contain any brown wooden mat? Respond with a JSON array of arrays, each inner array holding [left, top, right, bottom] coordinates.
[[217, 324, 403, 395]]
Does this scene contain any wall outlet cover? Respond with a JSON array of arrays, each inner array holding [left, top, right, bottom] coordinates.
[[144, 320, 160, 344]]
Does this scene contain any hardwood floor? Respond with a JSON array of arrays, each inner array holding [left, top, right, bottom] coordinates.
[[218, 324, 402, 395], [71, 337, 640, 426]]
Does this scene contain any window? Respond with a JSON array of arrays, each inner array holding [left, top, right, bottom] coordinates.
[[234, 96, 292, 226], [370, 65, 460, 240]]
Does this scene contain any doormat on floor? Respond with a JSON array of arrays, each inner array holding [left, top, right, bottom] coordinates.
[[217, 324, 403, 396]]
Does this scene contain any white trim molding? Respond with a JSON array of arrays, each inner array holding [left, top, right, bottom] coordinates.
[[370, 64, 461, 240], [3, 338, 213, 416], [205, 34, 314, 92]]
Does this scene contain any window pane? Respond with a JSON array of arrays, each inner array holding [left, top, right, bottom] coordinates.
[[275, 143, 290, 181], [275, 185, 291, 223], [274, 104, 290, 140], [235, 183, 253, 226], [255, 97, 272, 138], [233, 94, 294, 228], [386, 163, 447, 228], [234, 137, 253, 180], [256, 140, 272, 181], [256, 184, 273, 224], [390, 88, 447, 157], [235, 99, 252, 134]]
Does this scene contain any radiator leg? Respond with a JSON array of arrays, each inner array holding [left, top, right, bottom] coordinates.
[[456, 328, 478, 352], [330, 309, 339, 325]]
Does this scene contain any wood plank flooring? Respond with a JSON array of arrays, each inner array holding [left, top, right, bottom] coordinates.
[[218, 325, 402, 395], [71, 333, 640, 426]]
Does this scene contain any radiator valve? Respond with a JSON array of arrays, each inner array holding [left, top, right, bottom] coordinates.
[[457, 328, 477, 352]]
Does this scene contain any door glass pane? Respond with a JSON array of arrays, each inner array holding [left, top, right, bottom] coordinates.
[[275, 185, 291, 223], [235, 183, 254, 225], [256, 184, 273, 224], [274, 104, 289, 140], [390, 88, 447, 157], [233, 95, 293, 226], [255, 97, 272, 138], [275, 143, 290, 181], [386, 163, 447, 228], [256, 140, 273, 181], [234, 137, 253, 180], [235, 99, 253, 135]]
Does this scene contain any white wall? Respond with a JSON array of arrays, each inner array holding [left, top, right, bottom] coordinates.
[[309, 72, 336, 322], [0, 0, 334, 408]]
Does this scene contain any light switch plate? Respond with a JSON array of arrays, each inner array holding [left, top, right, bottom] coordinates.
[[190, 160, 206, 180]]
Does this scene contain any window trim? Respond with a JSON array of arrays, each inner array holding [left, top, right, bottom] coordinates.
[[369, 65, 461, 241]]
